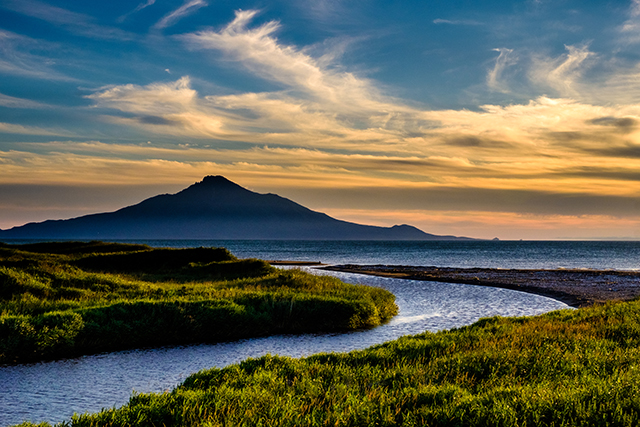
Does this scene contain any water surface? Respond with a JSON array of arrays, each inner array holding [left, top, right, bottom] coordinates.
[[67, 240, 640, 270], [4, 239, 640, 270]]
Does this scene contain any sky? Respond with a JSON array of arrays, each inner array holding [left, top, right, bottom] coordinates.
[[1, 0, 640, 240]]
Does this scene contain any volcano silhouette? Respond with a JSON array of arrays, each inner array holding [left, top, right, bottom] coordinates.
[[0, 176, 472, 240]]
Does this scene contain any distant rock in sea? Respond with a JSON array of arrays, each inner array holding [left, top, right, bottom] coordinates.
[[0, 175, 474, 240]]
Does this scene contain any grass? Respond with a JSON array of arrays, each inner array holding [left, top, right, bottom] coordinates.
[[18, 293, 640, 426], [0, 241, 397, 364]]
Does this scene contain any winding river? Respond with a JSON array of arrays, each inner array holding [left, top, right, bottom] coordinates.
[[1, 269, 569, 426]]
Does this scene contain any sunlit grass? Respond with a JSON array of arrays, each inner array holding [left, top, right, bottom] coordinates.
[[0, 241, 397, 364]]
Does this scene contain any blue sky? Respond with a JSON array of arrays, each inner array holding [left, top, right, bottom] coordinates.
[[1, 0, 640, 239]]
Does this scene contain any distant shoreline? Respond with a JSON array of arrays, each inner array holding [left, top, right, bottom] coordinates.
[[268, 260, 325, 266], [320, 264, 640, 308]]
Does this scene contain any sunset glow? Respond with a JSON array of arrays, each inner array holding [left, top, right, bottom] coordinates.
[[2, 1, 640, 239]]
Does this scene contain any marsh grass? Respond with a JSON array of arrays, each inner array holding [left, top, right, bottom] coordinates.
[[0, 242, 397, 364], [39, 298, 640, 427]]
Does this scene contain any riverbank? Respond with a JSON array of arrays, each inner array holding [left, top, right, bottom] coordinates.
[[322, 264, 640, 307], [31, 294, 640, 426], [0, 242, 397, 365], [2, 266, 564, 427]]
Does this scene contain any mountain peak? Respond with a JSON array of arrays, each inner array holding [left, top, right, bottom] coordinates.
[[0, 175, 474, 240], [195, 175, 244, 189], [179, 175, 253, 196], [201, 175, 235, 185]]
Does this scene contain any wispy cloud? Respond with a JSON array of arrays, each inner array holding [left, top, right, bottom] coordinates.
[[0, 122, 74, 136], [433, 18, 483, 26], [0, 30, 75, 81], [599, 63, 640, 104], [0, 93, 50, 109], [620, 0, 640, 44], [154, 0, 208, 30], [487, 48, 517, 93], [529, 44, 595, 97], [1, 0, 135, 40], [86, 76, 234, 140], [302, 0, 345, 21], [117, 0, 156, 23], [0, 59, 68, 81], [181, 10, 408, 123], [88, 10, 430, 150]]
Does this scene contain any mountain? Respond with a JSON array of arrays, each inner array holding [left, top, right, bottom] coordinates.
[[0, 176, 473, 240]]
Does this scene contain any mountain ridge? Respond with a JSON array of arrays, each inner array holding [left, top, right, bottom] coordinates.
[[0, 176, 474, 241]]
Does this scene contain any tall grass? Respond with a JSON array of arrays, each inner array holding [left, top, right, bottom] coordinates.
[[0, 242, 397, 364], [36, 297, 640, 427]]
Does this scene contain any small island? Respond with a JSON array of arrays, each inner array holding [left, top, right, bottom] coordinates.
[[0, 241, 397, 365]]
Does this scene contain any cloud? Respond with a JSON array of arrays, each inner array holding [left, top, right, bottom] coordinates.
[[88, 77, 198, 114], [529, 44, 595, 97], [433, 18, 483, 26], [1, 0, 135, 40], [487, 48, 516, 93], [0, 93, 50, 109], [299, 0, 348, 22], [117, 0, 156, 23], [87, 73, 425, 150], [620, 0, 640, 44], [285, 186, 640, 217], [593, 62, 640, 105], [0, 30, 75, 81], [320, 208, 640, 240], [181, 10, 393, 113], [87, 77, 234, 140], [589, 116, 638, 129], [0, 122, 74, 136], [26, 89, 640, 191], [85, 79, 640, 202], [154, 0, 208, 30]]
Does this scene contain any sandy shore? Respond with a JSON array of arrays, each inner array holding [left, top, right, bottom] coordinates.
[[321, 264, 640, 308]]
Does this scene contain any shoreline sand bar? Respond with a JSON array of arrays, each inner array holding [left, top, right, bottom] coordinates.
[[321, 265, 640, 308], [268, 260, 325, 266]]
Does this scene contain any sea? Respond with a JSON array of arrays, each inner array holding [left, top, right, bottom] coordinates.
[[1, 239, 639, 426], [93, 239, 640, 270], [4, 239, 640, 270]]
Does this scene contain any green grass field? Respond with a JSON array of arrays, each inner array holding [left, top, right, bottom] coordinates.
[[0, 241, 397, 365], [26, 297, 640, 427]]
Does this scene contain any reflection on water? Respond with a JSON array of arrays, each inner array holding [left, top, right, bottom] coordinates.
[[0, 270, 569, 427]]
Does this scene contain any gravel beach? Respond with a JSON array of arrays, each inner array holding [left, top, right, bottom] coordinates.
[[321, 265, 640, 308]]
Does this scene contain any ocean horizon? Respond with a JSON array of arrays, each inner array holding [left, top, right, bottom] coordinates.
[[3, 239, 639, 271]]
